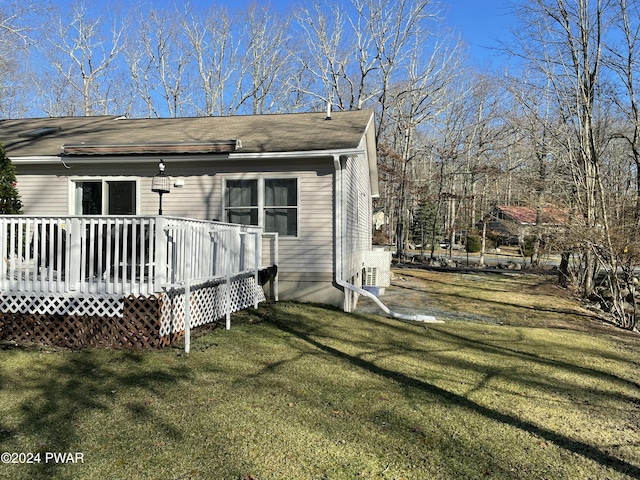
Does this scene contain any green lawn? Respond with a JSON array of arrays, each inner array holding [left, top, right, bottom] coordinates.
[[0, 271, 639, 479]]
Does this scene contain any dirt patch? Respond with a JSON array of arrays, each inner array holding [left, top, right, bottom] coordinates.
[[356, 271, 501, 324], [355, 267, 640, 341]]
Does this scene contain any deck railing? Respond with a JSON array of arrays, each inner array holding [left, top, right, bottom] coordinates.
[[0, 215, 266, 297]]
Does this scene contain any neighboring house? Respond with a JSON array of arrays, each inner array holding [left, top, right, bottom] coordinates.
[[1, 110, 379, 312], [372, 207, 388, 231], [480, 205, 569, 244]]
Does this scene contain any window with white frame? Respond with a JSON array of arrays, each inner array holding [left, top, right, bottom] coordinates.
[[224, 178, 298, 236], [225, 180, 258, 226], [72, 179, 138, 215]]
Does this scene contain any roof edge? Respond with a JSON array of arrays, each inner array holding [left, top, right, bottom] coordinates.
[[11, 148, 368, 165], [62, 140, 240, 156]]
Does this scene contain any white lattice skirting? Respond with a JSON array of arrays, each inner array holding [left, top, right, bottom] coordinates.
[[0, 293, 124, 318], [159, 275, 266, 337], [364, 250, 393, 287]]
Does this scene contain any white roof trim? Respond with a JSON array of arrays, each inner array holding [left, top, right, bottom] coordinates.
[[10, 149, 366, 164], [9, 156, 61, 164], [228, 148, 365, 159]]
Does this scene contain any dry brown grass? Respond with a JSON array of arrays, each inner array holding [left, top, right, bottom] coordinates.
[[391, 268, 631, 335]]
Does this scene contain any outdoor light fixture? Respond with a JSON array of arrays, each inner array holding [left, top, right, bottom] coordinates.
[[151, 159, 170, 215]]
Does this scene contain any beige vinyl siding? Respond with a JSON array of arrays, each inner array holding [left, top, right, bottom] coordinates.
[[15, 173, 69, 215], [62, 162, 218, 219], [17, 162, 221, 219], [143, 174, 219, 220], [214, 159, 335, 275], [342, 150, 373, 282], [15, 157, 336, 279], [17, 163, 150, 216]]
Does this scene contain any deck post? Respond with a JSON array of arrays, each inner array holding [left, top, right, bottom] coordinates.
[[154, 216, 167, 291], [69, 218, 81, 291], [253, 232, 259, 309], [0, 219, 7, 292], [273, 233, 279, 301], [184, 230, 192, 354], [226, 272, 232, 330]]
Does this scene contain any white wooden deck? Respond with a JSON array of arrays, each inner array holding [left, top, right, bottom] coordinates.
[[0, 216, 276, 321]]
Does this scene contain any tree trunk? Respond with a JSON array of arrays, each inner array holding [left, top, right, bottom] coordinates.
[[479, 220, 487, 267], [558, 252, 571, 288]]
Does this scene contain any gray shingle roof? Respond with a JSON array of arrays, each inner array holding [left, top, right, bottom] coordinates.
[[1, 110, 375, 158]]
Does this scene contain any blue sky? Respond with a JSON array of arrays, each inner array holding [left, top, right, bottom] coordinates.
[[243, 0, 513, 65], [215, 0, 514, 63], [445, 0, 513, 66], [122, 0, 515, 66]]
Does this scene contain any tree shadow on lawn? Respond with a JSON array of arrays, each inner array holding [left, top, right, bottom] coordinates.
[[385, 275, 640, 369], [430, 327, 640, 398], [0, 348, 191, 479], [268, 309, 640, 479], [399, 269, 558, 297], [343, 312, 640, 414]]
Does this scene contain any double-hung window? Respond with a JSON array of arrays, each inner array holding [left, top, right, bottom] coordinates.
[[225, 178, 298, 237], [264, 179, 297, 237], [225, 180, 258, 226]]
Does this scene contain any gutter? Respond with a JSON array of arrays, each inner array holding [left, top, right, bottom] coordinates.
[[229, 148, 366, 160], [62, 140, 240, 156], [9, 148, 368, 166], [9, 156, 60, 165], [332, 155, 441, 323]]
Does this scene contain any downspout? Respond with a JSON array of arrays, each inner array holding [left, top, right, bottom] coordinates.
[[333, 155, 441, 323]]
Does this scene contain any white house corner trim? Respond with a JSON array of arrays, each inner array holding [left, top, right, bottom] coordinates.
[[332, 154, 441, 322]]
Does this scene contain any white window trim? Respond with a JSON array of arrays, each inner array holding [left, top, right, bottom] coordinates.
[[222, 175, 300, 238], [68, 177, 141, 215]]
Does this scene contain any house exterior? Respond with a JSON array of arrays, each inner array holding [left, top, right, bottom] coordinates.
[[480, 205, 569, 245], [372, 207, 389, 231], [1, 110, 379, 312]]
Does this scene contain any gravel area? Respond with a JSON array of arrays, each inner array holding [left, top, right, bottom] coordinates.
[[354, 270, 502, 324]]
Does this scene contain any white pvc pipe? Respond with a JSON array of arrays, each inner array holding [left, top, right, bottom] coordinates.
[[337, 279, 443, 323], [332, 155, 442, 324]]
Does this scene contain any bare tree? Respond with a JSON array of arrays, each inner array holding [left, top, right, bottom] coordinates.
[[38, 2, 125, 116], [418, 76, 471, 260], [126, 6, 194, 118], [508, 0, 640, 330], [606, 0, 640, 222], [503, 71, 564, 266], [0, 0, 39, 117], [181, 5, 237, 116], [510, 0, 611, 297], [293, 0, 441, 119], [228, 4, 294, 114], [293, 2, 365, 111], [385, 31, 463, 258], [359, 0, 441, 142]]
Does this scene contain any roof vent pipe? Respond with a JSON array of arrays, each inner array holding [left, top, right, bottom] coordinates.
[[325, 102, 332, 120]]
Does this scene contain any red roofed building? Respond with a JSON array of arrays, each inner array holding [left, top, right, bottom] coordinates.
[[481, 205, 569, 245]]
